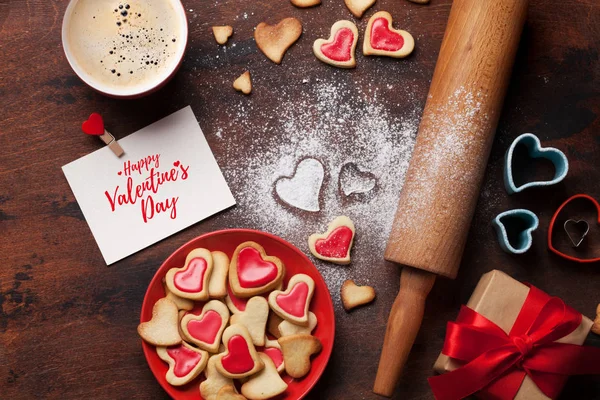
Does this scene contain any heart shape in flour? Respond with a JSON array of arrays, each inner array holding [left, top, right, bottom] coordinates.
[[363, 11, 415, 58], [156, 342, 208, 386], [165, 248, 214, 301], [180, 300, 230, 353], [215, 325, 264, 379], [275, 157, 324, 212], [339, 162, 377, 196], [313, 20, 359, 68], [229, 241, 285, 298], [268, 274, 315, 326]]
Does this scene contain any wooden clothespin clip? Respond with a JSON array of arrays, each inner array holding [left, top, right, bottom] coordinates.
[[81, 113, 125, 157]]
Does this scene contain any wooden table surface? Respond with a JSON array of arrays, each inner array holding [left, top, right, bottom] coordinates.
[[1, 0, 599, 399]]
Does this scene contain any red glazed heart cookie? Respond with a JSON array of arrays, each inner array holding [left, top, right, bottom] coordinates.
[[363, 11, 415, 58], [165, 248, 214, 301], [180, 300, 230, 353], [313, 21, 359, 69], [268, 274, 315, 326], [229, 241, 285, 298], [156, 342, 208, 386], [308, 216, 355, 264], [215, 325, 265, 379]]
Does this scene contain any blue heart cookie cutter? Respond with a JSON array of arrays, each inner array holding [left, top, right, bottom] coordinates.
[[504, 133, 569, 194], [492, 209, 539, 254]]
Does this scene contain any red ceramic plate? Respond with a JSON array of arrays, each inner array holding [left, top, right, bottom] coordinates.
[[141, 229, 335, 399]]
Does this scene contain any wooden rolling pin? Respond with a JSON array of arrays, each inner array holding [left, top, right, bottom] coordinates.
[[373, 0, 528, 396]]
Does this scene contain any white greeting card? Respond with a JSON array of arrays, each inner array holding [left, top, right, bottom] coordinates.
[[62, 106, 236, 265]]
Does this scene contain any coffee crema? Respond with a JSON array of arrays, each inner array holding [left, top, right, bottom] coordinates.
[[63, 0, 186, 95]]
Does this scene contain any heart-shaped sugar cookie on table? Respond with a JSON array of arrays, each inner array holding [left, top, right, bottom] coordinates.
[[165, 248, 213, 301], [241, 353, 288, 399], [230, 296, 269, 346], [275, 157, 324, 212], [137, 298, 181, 346], [344, 0, 376, 18], [313, 20, 359, 68], [233, 71, 252, 95], [290, 0, 321, 8], [200, 355, 235, 400], [341, 280, 376, 311], [229, 241, 285, 298], [255, 17, 303, 64], [81, 113, 105, 135], [180, 300, 230, 353], [268, 274, 315, 326], [363, 11, 415, 58], [308, 216, 356, 264], [278, 334, 322, 379], [215, 324, 265, 379], [156, 342, 208, 386]]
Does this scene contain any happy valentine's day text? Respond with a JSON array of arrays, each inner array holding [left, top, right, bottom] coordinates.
[[104, 154, 189, 223]]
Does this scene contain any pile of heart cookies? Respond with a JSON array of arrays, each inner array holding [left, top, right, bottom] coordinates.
[[138, 242, 322, 400]]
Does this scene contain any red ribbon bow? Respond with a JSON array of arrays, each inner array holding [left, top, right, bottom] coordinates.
[[428, 285, 600, 400]]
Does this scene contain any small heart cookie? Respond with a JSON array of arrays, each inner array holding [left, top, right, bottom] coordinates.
[[213, 26, 233, 45], [215, 325, 264, 379], [313, 21, 359, 69], [264, 337, 285, 373], [344, 0, 376, 18], [308, 216, 355, 264], [230, 296, 269, 347], [137, 298, 181, 346], [162, 279, 194, 311], [268, 274, 315, 326], [156, 342, 208, 386], [363, 11, 415, 58], [255, 18, 303, 64], [165, 248, 213, 301], [209, 251, 230, 298], [278, 311, 318, 337], [233, 71, 252, 95], [278, 334, 322, 379], [180, 300, 230, 353], [241, 353, 288, 399], [200, 355, 235, 400], [217, 385, 246, 400], [229, 241, 285, 298], [341, 279, 376, 311], [291, 0, 320, 7]]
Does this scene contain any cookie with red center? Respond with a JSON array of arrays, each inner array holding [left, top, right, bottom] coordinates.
[[156, 342, 208, 386], [215, 324, 265, 379], [180, 300, 230, 353], [313, 20, 359, 69], [165, 248, 214, 301], [363, 11, 415, 58], [268, 274, 315, 326], [308, 216, 355, 264], [229, 241, 285, 298], [264, 336, 285, 374]]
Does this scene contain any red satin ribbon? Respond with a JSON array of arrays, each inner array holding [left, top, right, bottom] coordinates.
[[429, 285, 600, 400]]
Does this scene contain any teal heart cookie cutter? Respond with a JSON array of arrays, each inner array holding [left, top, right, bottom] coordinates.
[[492, 209, 539, 254], [504, 133, 569, 194]]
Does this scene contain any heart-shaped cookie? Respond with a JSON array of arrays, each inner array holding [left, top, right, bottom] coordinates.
[[339, 162, 377, 196], [233, 71, 252, 95], [241, 353, 288, 399], [278, 334, 322, 379], [230, 296, 269, 346], [217, 385, 246, 400], [208, 251, 230, 298], [137, 298, 181, 346], [308, 216, 356, 264], [255, 18, 303, 64], [82, 113, 105, 135], [313, 21, 359, 69], [156, 342, 208, 386], [215, 325, 264, 379], [344, 0, 376, 18], [341, 280, 376, 311], [492, 209, 539, 254], [264, 337, 285, 373], [363, 11, 415, 58], [275, 157, 324, 212], [165, 248, 213, 301], [268, 274, 315, 326], [229, 241, 285, 298], [291, 0, 321, 8], [504, 133, 569, 194], [200, 355, 235, 400], [278, 311, 318, 337], [548, 194, 600, 263], [180, 300, 230, 352], [225, 283, 249, 314]]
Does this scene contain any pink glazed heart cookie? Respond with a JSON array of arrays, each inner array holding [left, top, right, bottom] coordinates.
[[268, 274, 315, 326], [308, 216, 355, 265], [215, 324, 265, 379], [363, 11, 415, 58], [229, 242, 285, 298], [313, 20, 359, 69], [165, 248, 214, 301], [156, 342, 208, 386], [180, 300, 230, 353]]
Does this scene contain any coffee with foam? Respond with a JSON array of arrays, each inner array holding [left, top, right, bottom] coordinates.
[[63, 0, 187, 96]]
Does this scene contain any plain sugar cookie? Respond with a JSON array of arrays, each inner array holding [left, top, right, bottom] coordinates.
[[341, 279, 376, 310], [213, 26, 233, 45], [233, 71, 252, 95], [255, 18, 302, 64]]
